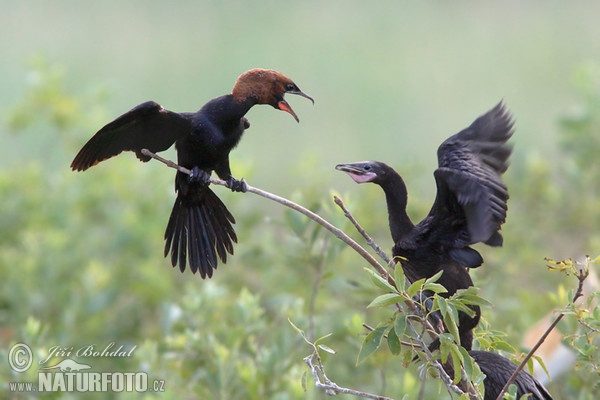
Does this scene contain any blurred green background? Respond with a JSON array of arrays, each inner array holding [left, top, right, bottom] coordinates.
[[1, 1, 599, 399]]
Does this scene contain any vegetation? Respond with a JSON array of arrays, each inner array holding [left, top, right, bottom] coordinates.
[[0, 55, 599, 400], [2, 3, 600, 396]]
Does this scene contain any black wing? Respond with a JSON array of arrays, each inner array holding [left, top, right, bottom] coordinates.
[[428, 102, 514, 248], [71, 101, 192, 171], [470, 351, 553, 400]]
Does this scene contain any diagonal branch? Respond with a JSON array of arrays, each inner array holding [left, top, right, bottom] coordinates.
[[140, 148, 395, 287], [333, 195, 393, 265], [495, 264, 587, 400], [141, 149, 475, 398]]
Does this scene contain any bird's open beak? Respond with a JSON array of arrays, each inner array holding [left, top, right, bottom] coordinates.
[[335, 163, 376, 184], [278, 90, 314, 123]]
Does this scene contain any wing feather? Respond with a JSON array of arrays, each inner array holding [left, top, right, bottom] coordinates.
[[429, 102, 514, 246], [71, 101, 191, 171]]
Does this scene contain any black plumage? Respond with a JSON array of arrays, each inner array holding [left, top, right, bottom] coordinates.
[[71, 68, 313, 278], [336, 102, 514, 349], [470, 351, 553, 399]]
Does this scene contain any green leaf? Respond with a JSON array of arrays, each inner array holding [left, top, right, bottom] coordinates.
[[443, 304, 460, 343], [288, 318, 307, 341], [364, 268, 397, 293], [458, 346, 474, 379], [357, 325, 387, 364], [394, 314, 408, 338], [317, 344, 336, 354], [505, 383, 518, 399], [449, 345, 464, 384], [422, 282, 448, 294], [438, 333, 453, 363], [393, 263, 406, 289], [406, 278, 426, 298], [436, 296, 448, 317], [451, 301, 478, 318], [425, 270, 444, 284], [453, 287, 492, 307], [314, 332, 333, 346], [387, 326, 402, 355], [492, 340, 517, 354], [401, 348, 414, 367], [367, 293, 403, 308], [531, 354, 550, 379]]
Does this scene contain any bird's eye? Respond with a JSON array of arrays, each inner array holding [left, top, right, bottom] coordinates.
[[364, 165, 371, 171], [285, 83, 296, 91]]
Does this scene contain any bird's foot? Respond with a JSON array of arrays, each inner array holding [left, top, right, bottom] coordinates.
[[188, 167, 211, 185], [226, 177, 248, 193]]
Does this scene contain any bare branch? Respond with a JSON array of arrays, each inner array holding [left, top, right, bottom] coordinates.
[[141, 148, 395, 287], [304, 353, 395, 400], [495, 259, 588, 400], [334, 195, 393, 265], [141, 148, 476, 398]]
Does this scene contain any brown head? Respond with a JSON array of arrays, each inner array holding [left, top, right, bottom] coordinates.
[[231, 68, 313, 122]]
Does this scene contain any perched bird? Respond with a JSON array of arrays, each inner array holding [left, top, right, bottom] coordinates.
[[71, 68, 313, 278], [468, 350, 553, 400], [336, 102, 514, 349]]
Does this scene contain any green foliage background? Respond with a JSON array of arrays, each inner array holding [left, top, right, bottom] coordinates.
[[1, 2, 600, 399]]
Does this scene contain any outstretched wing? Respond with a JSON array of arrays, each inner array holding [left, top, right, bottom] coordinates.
[[71, 101, 192, 171], [430, 101, 514, 248]]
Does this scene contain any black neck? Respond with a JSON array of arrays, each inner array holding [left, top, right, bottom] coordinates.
[[201, 94, 257, 124], [379, 172, 414, 243]]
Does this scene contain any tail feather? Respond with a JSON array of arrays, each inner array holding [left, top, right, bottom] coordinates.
[[164, 185, 236, 278], [205, 199, 237, 262], [192, 205, 217, 276]]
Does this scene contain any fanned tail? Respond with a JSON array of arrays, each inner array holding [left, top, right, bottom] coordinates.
[[164, 182, 237, 279]]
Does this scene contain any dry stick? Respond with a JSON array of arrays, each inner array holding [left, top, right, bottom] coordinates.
[[140, 148, 394, 288], [495, 274, 586, 400], [304, 354, 394, 400], [334, 195, 392, 265]]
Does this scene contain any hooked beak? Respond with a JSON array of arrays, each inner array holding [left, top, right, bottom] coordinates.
[[335, 162, 377, 184], [278, 89, 314, 123]]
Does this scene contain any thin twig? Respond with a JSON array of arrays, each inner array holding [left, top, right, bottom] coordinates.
[[304, 353, 395, 400], [404, 318, 470, 398], [495, 271, 587, 400], [140, 148, 395, 287], [334, 195, 393, 265]]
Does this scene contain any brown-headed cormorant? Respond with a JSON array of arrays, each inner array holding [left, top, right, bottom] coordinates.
[[72, 68, 313, 278]]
